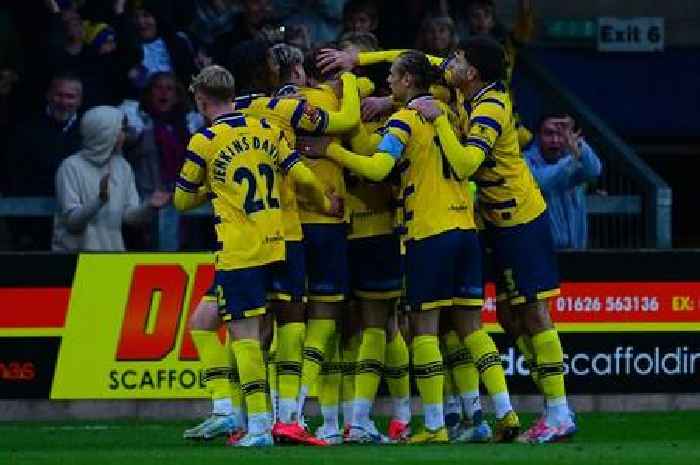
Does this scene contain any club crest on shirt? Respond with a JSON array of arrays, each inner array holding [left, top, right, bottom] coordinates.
[[302, 103, 322, 124]]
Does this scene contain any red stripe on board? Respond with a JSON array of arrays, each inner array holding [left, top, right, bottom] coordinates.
[[0, 288, 70, 328]]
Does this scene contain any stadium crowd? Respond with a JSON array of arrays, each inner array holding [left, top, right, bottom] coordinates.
[[0, 0, 600, 251], [0, 0, 603, 447]]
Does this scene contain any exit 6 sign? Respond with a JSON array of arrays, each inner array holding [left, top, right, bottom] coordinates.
[[598, 17, 664, 52]]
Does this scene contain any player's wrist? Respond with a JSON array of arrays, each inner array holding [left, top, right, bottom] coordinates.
[[325, 142, 343, 160]]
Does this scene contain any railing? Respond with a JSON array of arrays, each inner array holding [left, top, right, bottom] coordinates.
[[0, 197, 215, 251], [0, 194, 637, 251], [516, 49, 672, 248]]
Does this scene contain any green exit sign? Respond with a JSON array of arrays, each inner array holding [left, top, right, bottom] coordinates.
[[545, 19, 596, 40]]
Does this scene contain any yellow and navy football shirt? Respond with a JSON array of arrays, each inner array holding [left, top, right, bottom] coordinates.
[[293, 83, 347, 225], [346, 118, 395, 239], [382, 96, 476, 241], [232, 93, 330, 241], [458, 81, 545, 227], [177, 112, 301, 271]]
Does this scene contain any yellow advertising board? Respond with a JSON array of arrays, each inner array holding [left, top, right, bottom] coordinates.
[[52, 254, 216, 399]]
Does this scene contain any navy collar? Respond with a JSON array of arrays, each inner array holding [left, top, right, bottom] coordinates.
[[213, 112, 244, 124], [471, 81, 505, 102], [406, 93, 433, 106], [274, 83, 299, 97]]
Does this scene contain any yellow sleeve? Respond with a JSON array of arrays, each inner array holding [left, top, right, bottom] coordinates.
[[436, 97, 507, 178], [273, 133, 303, 175], [384, 112, 413, 147], [429, 84, 452, 105], [433, 114, 485, 179], [467, 98, 506, 153], [357, 50, 403, 66], [349, 122, 382, 156], [357, 77, 375, 98], [358, 50, 444, 67], [289, 162, 332, 214], [326, 143, 396, 182], [174, 186, 209, 211], [325, 72, 361, 133], [174, 132, 210, 212], [273, 135, 331, 213]]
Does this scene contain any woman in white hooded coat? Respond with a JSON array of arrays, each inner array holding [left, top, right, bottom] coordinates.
[[52, 105, 170, 252]]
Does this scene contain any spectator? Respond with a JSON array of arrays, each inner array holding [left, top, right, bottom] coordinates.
[[210, 0, 281, 68], [121, 72, 203, 250], [376, 0, 447, 49], [6, 73, 83, 197], [341, 0, 378, 36], [277, 0, 344, 44], [52, 105, 170, 252], [284, 23, 312, 53], [0, 22, 21, 249], [415, 16, 459, 58], [0, 7, 22, 160], [44, 0, 143, 107], [227, 39, 279, 95], [524, 114, 603, 250], [188, 0, 241, 48], [451, 0, 535, 148], [0, 68, 20, 191], [123, 72, 201, 197], [3, 73, 83, 250], [129, 1, 197, 92]]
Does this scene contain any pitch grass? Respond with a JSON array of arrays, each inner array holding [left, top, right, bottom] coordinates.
[[2, 412, 700, 465]]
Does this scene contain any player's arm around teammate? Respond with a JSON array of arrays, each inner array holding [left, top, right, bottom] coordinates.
[[412, 37, 575, 444]]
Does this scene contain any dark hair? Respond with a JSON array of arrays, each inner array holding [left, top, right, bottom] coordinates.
[[415, 16, 459, 58], [269, 43, 304, 85], [458, 35, 506, 82], [228, 39, 275, 94], [394, 50, 443, 91], [304, 43, 339, 83], [338, 31, 379, 52], [49, 72, 83, 89], [537, 111, 572, 130], [139, 72, 190, 115], [468, 0, 496, 13], [343, 0, 378, 22]]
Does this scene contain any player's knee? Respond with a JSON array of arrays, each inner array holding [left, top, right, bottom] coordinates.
[[410, 309, 440, 336], [308, 301, 345, 319], [274, 301, 306, 325], [385, 311, 400, 339], [227, 316, 262, 342], [520, 301, 554, 335], [360, 299, 392, 329], [454, 308, 482, 337], [188, 300, 219, 331]]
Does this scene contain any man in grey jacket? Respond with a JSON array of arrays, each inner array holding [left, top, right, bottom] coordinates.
[[52, 105, 170, 252], [524, 114, 602, 250]]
